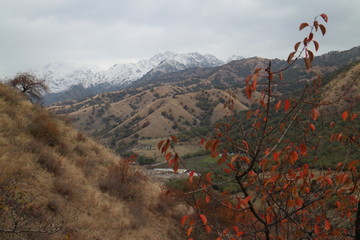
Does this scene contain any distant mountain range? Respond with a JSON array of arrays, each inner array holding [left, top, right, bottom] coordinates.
[[42, 51, 232, 104], [43, 47, 360, 105]]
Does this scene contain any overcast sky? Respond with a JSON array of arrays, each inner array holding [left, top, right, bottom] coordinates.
[[1, 0, 359, 76]]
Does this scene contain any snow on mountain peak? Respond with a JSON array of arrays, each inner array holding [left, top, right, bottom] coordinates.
[[38, 51, 226, 93]]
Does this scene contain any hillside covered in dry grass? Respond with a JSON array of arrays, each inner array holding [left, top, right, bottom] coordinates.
[[0, 83, 184, 240]]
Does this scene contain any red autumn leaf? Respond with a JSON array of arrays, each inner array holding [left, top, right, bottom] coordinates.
[[275, 100, 282, 112], [199, 214, 207, 225], [245, 85, 252, 99], [171, 135, 178, 143], [240, 156, 251, 164], [324, 176, 333, 186], [319, 24, 326, 36], [165, 152, 172, 161], [273, 151, 281, 161], [181, 215, 189, 226], [314, 20, 319, 31], [187, 226, 193, 236], [242, 140, 249, 149], [230, 154, 239, 164], [351, 113, 358, 120], [313, 40, 320, 51], [325, 219, 331, 231], [205, 172, 213, 183], [157, 140, 165, 150], [341, 111, 349, 121], [300, 143, 307, 156], [311, 108, 319, 120], [294, 41, 301, 52], [308, 32, 314, 42], [320, 13, 328, 23], [243, 195, 252, 204], [205, 195, 211, 203], [308, 49, 314, 62], [284, 99, 291, 111], [287, 51, 296, 63], [279, 72, 283, 80], [295, 197, 304, 206], [314, 224, 320, 234], [188, 171, 195, 183], [299, 22, 309, 30], [309, 124, 316, 131], [289, 151, 298, 164], [204, 225, 211, 233]]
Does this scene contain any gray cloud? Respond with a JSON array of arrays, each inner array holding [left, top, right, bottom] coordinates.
[[0, 0, 359, 76]]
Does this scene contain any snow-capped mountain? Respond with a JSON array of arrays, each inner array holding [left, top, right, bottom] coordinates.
[[40, 51, 224, 94], [88, 51, 177, 87], [148, 52, 224, 75], [227, 55, 245, 63], [36, 62, 99, 93]]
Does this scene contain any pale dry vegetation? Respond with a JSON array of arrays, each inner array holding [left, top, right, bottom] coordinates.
[[0, 83, 184, 240]]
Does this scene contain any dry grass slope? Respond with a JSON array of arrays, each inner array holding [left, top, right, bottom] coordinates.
[[0, 83, 184, 240]]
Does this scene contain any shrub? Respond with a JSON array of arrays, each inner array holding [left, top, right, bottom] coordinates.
[[28, 114, 61, 146], [99, 157, 146, 201], [37, 151, 64, 176]]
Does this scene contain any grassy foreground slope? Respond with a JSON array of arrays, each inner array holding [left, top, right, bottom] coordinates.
[[0, 83, 183, 240]]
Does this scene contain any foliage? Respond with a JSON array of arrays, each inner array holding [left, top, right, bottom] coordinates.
[[159, 14, 360, 240]]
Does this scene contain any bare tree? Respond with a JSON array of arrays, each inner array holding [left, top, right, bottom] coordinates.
[[8, 72, 49, 103]]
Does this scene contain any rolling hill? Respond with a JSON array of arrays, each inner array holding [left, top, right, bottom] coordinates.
[[0, 83, 183, 240]]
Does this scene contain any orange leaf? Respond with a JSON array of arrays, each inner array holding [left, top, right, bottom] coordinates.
[[299, 22, 309, 30], [311, 108, 319, 120], [320, 13, 328, 23], [287, 51, 296, 63], [284, 99, 291, 111], [275, 100, 282, 112], [319, 24, 326, 36], [240, 156, 251, 164], [205, 195, 211, 203], [290, 151, 298, 163], [313, 40, 320, 51], [273, 151, 281, 161], [324, 176, 333, 186], [181, 215, 189, 226], [308, 32, 314, 42], [230, 154, 239, 164], [205, 172, 213, 183], [300, 143, 307, 156], [245, 85, 252, 99], [309, 124, 316, 131], [205, 225, 211, 233], [341, 111, 349, 121], [314, 20, 319, 31], [171, 135, 178, 143], [295, 197, 304, 206], [242, 140, 249, 149], [157, 140, 165, 150], [294, 41, 301, 52], [187, 226, 193, 236], [165, 152, 172, 161], [314, 224, 320, 234], [188, 171, 195, 183], [308, 50, 314, 62], [199, 214, 207, 225], [325, 219, 331, 231]]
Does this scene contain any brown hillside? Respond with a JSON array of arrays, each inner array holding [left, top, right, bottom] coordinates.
[[320, 63, 360, 113], [0, 83, 183, 240]]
